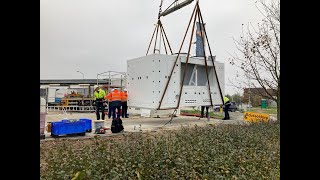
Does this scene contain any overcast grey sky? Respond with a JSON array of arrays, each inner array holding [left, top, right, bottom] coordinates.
[[40, 0, 264, 95]]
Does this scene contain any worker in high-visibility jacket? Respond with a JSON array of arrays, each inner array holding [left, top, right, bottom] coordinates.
[[106, 88, 122, 119], [105, 89, 114, 119], [223, 96, 231, 120], [93, 85, 106, 120], [121, 89, 128, 118]]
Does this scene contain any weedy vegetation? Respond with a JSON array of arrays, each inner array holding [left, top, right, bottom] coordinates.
[[40, 123, 280, 179]]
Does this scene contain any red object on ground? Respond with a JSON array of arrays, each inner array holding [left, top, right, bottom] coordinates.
[[180, 112, 201, 117], [180, 112, 214, 118]]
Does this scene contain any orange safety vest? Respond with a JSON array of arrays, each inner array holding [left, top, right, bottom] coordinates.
[[107, 90, 122, 102], [104, 94, 112, 102], [121, 91, 128, 102]]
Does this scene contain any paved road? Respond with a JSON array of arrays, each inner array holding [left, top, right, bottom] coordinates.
[[42, 112, 247, 141]]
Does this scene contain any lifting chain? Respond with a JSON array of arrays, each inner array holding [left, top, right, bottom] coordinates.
[[158, 0, 164, 19]]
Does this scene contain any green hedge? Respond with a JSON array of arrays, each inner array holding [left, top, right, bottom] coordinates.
[[40, 123, 280, 179]]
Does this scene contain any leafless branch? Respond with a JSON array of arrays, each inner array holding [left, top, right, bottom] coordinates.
[[228, 0, 280, 104]]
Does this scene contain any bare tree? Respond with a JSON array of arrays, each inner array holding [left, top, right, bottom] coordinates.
[[231, 93, 242, 105], [229, 0, 280, 121]]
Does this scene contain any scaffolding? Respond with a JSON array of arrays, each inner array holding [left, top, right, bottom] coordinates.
[[96, 71, 127, 92], [96, 71, 127, 113]]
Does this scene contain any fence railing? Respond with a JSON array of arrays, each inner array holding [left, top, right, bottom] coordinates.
[[47, 106, 96, 112]]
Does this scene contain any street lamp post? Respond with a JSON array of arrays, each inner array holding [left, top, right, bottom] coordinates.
[[76, 71, 85, 79], [77, 71, 85, 97]]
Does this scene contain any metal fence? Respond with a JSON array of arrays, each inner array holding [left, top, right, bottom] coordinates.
[[46, 106, 96, 112]]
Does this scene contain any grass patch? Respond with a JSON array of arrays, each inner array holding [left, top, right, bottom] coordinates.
[[246, 107, 277, 114], [41, 123, 280, 179]]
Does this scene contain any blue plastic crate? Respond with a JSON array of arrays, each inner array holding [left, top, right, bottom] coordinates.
[[62, 119, 70, 123], [79, 118, 92, 132], [51, 120, 86, 136], [55, 98, 62, 103]]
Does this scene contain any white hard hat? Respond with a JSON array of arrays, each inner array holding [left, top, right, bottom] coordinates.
[[124, 89, 127, 91], [111, 88, 115, 92], [94, 85, 99, 89]]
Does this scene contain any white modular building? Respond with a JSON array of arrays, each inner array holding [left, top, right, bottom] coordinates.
[[127, 54, 224, 110]]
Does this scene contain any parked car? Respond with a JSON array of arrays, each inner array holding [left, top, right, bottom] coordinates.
[[223, 101, 238, 112], [213, 102, 238, 112], [213, 105, 222, 112]]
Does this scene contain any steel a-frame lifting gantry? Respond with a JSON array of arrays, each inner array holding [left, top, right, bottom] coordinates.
[[146, 0, 224, 125]]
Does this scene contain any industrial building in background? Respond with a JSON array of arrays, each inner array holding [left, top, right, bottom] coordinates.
[[40, 71, 127, 112]]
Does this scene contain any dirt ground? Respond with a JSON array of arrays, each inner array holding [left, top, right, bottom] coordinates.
[[42, 111, 246, 139], [41, 110, 278, 142]]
